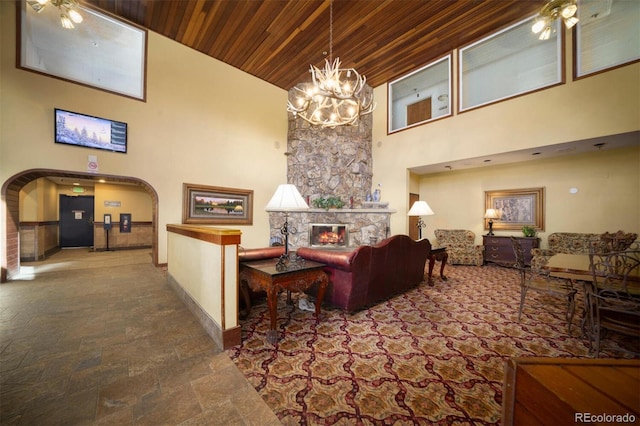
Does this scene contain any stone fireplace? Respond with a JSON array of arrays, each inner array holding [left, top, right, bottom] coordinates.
[[269, 207, 393, 250], [268, 85, 395, 250]]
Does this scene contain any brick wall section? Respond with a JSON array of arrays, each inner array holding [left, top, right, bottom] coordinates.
[[93, 222, 153, 250]]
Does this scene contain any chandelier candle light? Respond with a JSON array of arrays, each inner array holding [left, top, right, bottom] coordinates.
[[287, 0, 375, 128], [408, 201, 435, 240], [532, 0, 579, 40]]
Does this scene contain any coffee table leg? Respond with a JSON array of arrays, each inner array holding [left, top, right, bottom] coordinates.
[[440, 252, 448, 281], [314, 275, 328, 318], [428, 255, 436, 286], [239, 278, 251, 319], [266, 287, 279, 344]]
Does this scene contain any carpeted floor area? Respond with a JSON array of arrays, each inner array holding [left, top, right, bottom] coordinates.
[[227, 263, 638, 425]]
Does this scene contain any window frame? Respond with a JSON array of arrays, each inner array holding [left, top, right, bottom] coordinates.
[[17, 1, 148, 101], [574, 0, 640, 79], [387, 54, 452, 134], [458, 16, 565, 113]]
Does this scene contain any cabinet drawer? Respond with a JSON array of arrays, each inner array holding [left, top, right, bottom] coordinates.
[[484, 237, 512, 248], [485, 252, 513, 262], [483, 236, 539, 266], [485, 245, 513, 254]]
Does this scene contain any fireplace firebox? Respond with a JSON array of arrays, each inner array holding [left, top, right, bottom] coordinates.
[[309, 224, 348, 248]]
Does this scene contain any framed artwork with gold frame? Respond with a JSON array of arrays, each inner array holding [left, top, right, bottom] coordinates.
[[182, 183, 253, 225], [485, 187, 544, 231]]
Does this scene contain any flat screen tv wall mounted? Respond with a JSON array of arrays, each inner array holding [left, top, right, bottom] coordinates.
[[55, 108, 127, 153]]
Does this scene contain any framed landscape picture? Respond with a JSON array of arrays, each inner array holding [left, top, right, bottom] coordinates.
[[182, 183, 253, 225], [485, 187, 544, 232]]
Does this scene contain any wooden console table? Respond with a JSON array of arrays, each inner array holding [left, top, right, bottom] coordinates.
[[484, 235, 539, 267], [502, 357, 640, 425], [427, 246, 448, 286], [240, 258, 328, 344]]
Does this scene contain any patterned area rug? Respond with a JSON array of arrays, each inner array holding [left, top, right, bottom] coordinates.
[[227, 264, 636, 425]]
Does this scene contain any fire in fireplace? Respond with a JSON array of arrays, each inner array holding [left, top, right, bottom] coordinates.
[[309, 223, 349, 248]]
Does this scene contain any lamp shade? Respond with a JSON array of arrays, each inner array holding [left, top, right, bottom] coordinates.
[[265, 184, 309, 212], [407, 200, 434, 216], [484, 208, 500, 219]]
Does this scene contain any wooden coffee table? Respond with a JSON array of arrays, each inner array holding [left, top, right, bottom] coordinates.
[[427, 246, 448, 286], [240, 258, 328, 344]]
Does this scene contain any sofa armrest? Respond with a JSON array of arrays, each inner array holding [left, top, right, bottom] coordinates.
[[238, 246, 285, 263], [296, 247, 365, 272]]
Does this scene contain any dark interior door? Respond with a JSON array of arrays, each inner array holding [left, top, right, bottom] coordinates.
[[59, 195, 94, 248], [407, 98, 432, 126]]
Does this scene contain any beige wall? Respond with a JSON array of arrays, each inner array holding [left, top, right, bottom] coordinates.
[[371, 29, 640, 236], [1, 2, 288, 265], [94, 183, 152, 222], [415, 146, 640, 248], [19, 178, 62, 222]]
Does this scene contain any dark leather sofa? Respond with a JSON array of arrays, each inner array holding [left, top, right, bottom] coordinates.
[[297, 234, 431, 312], [238, 235, 431, 312]]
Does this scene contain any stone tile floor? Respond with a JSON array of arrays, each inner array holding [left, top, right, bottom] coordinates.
[[0, 248, 279, 425]]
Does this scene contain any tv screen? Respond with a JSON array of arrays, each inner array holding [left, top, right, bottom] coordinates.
[[55, 108, 127, 153]]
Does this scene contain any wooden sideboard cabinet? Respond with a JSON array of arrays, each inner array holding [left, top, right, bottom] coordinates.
[[483, 235, 539, 267]]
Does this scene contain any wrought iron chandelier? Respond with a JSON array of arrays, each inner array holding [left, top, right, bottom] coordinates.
[[27, 0, 83, 29], [287, 0, 375, 128], [532, 0, 579, 40]]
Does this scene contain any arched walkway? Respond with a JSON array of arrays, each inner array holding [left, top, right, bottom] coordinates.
[[1, 168, 159, 282]]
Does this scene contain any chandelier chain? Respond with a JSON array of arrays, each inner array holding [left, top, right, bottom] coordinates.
[[286, 0, 375, 128], [329, 0, 333, 62]]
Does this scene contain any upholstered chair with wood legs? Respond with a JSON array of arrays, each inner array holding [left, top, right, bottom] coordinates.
[[433, 229, 484, 266]]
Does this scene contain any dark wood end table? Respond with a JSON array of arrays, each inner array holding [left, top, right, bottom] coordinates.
[[239, 258, 328, 344], [427, 246, 448, 286]]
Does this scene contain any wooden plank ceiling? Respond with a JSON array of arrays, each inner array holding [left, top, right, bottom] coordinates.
[[84, 0, 546, 90]]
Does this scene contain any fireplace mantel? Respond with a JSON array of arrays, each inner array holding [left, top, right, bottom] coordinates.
[[306, 208, 397, 214], [268, 208, 396, 250]]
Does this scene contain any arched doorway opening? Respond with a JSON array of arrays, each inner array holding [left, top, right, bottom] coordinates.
[[1, 168, 159, 282]]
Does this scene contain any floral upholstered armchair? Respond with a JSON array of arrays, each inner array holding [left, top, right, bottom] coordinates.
[[434, 229, 484, 266]]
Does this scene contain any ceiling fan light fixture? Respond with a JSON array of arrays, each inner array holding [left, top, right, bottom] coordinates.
[[539, 26, 552, 40], [532, 0, 579, 38], [561, 3, 578, 18], [28, 0, 83, 29], [69, 8, 83, 24], [60, 13, 74, 28], [532, 17, 547, 34], [563, 15, 579, 28]]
